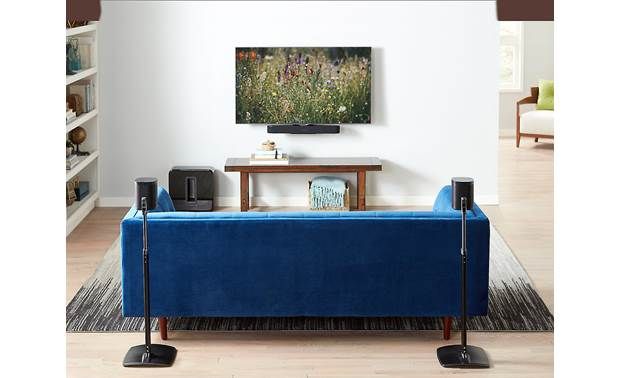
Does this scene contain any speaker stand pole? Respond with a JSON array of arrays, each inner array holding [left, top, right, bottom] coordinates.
[[436, 197, 490, 368], [123, 198, 177, 367], [461, 196, 468, 353]]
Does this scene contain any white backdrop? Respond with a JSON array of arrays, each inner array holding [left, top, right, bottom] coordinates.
[[98, 1, 498, 206]]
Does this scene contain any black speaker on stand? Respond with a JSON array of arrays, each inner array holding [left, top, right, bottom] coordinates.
[[123, 177, 177, 368], [436, 177, 490, 369]]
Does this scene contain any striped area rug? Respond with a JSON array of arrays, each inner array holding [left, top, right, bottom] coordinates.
[[66, 226, 553, 332]]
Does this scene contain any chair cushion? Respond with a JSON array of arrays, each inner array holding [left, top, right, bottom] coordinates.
[[537, 80, 554, 110], [520, 110, 554, 135]]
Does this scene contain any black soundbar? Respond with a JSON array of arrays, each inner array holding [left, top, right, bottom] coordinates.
[[267, 124, 340, 134]]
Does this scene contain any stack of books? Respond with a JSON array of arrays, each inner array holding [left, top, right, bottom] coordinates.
[[250, 149, 289, 165], [66, 109, 77, 124], [66, 154, 80, 170]]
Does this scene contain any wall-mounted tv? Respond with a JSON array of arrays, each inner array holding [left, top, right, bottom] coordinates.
[[236, 47, 371, 124]]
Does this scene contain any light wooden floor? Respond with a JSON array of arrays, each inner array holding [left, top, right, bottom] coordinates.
[[66, 136, 553, 377]]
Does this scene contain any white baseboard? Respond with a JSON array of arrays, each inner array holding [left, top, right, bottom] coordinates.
[[97, 197, 134, 207], [99, 194, 499, 208]]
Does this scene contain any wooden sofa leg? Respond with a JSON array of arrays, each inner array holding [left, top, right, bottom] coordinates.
[[158, 317, 168, 340], [516, 133, 521, 148], [443, 316, 452, 340]]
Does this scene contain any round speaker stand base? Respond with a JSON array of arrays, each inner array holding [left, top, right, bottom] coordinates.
[[123, 344, 177, 367], [436, 344, 490, 369]]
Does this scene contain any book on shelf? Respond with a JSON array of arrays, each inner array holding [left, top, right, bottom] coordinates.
[[252, 154, 288, 160], [66, 110, 77, 124], [254, 148, 283, 155], [66, 155, 81, 170], [253, 149, 286, 158], [249, 153, 289, 165]]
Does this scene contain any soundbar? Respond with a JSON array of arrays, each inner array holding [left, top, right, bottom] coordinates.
[[267, 124, 340, 134]]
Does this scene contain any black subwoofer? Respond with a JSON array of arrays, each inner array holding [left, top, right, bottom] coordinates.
[[168, 166, 215, 211]]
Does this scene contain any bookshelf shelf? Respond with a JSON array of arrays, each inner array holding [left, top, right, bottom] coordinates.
[[66, 150, 99, 182], [66, 67, 97, 86], [66, 191, 99, 234], [66, 23, 99, 236], [66, 24, 97, 37], [67, 190, 98, 218], [66, 109, 97, 133]]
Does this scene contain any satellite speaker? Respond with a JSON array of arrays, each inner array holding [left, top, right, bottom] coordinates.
[[135, 177, 158, 210], [451, 177, 474, 210], [168, 166, 215, 211]]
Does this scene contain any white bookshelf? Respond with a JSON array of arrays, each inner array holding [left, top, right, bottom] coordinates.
[[66, 23, 100, 236], [66, 67, 97, 86]]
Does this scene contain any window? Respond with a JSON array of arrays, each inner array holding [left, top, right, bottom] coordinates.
[[500, 21, 523, 92]]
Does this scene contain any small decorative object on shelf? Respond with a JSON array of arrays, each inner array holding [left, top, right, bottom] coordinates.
[[66, 139, 75, 157], [68, 38, 81, 72], [69, 126, 89, 156], [66, 21, 89, 29], [66, 43, 76, 75], [66, 102, 78, 124], [67, 94, 84, 116], [260, 139, 276, 151], [75, 181, 90, 201], [250, 140, 289, 165], [66, 177, 79, 206], [76, 35, 94, 68]]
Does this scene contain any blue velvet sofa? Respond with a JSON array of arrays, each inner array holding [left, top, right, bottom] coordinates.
[[120, 186, 490, 339]]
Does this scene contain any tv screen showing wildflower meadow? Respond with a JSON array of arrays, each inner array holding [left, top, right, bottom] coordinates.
[[236, 47, 371, 124]]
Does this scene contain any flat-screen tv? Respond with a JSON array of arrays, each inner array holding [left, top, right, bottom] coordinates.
[[236, 47, 371, 124]]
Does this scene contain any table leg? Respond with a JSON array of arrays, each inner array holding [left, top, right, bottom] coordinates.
[[357, 170, 366, 211], [240, 172, 249, 211]]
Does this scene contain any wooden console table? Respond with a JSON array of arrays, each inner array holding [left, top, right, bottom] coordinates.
[[224, 157, 382, 211]]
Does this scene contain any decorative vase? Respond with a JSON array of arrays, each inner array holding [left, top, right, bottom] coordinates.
[[66, 43, 75, 75], [68, 38, 81, 72]]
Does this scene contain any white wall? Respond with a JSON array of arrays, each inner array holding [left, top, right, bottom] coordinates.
[[499, 21, 554, 134], [99, 1, 499, 206]]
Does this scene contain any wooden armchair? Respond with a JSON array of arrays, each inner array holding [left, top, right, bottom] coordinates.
[[516, 87, 554, 147]]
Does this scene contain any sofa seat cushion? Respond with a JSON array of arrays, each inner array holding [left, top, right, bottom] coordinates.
[[520, 110, 554, 135]]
